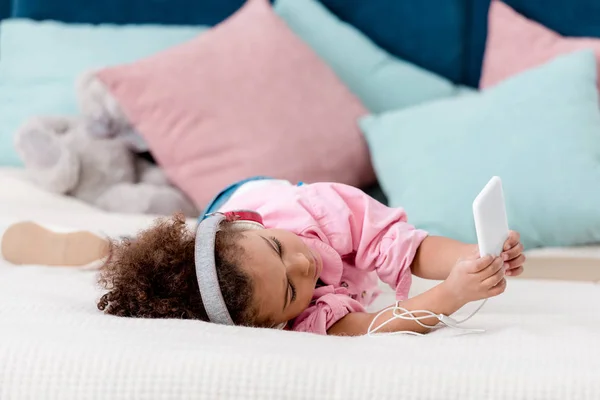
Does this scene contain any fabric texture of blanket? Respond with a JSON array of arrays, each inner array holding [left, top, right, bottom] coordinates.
[[1, 168, 599, 399]]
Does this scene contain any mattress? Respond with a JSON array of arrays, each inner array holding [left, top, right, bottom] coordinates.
[[1, 168, 600, 400]]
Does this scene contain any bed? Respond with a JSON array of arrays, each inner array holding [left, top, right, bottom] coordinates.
[[1, 168, 599, 400]]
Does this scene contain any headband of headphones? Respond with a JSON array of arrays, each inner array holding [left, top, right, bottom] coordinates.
[[194, 210, 264, 325]]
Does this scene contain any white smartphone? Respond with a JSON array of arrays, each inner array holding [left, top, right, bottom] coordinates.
[[472, 176, 509, 258]]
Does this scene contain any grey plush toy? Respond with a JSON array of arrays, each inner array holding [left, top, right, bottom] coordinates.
[[14, 115, 198, 217]]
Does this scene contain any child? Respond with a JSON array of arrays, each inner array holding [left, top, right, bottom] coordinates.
[[1, 179, 525, 336]]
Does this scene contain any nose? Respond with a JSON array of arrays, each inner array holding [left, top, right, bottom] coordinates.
[[289, 252, 311, 277]]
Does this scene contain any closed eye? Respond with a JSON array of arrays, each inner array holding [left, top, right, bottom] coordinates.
[[270, 237, 296, 305], [289, 280, 296, 303], [271, 237, 284, 256], [262, 236, 295, 309]]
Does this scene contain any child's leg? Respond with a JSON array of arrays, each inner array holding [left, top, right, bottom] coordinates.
[[1, 221, 109, 267]]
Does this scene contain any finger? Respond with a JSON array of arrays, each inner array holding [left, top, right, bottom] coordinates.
[[481, 260, 505, 288], [506, 254, 526, 270], [476, 256, 504, 281], [466, 254, 495, 273], [502, 242, 524, 261], [503, 230, 520, 251], [488, 278, 507, 297], [505, 266, 524, 277]]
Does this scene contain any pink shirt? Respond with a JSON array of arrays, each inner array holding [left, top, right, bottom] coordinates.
[[220, 182, 428, 335]]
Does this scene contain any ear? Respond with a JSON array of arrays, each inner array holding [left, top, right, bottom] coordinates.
[[77, 70, 147, 152], [77, 71, 133, 137]]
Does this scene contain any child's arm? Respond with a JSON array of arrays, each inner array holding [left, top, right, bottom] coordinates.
[[328, 253, 506, 336], [410, 236, 476, 280], [411, 231, 526, 280]]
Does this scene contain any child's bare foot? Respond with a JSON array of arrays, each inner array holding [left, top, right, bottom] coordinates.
[[1, 222, 109, 267]]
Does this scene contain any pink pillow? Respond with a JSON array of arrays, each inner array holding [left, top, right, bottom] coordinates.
[[95, 0, 374, 208], [480, 1, 600, 89]]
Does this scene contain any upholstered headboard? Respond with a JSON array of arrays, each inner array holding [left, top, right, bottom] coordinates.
[[4, 0, 600, 86], [0, 0, 10, 20], [504, 0, 600, 38], [6, 0, 490, 86], [9, 0, 249, 25]]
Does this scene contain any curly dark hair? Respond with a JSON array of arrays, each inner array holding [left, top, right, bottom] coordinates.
[[97, 214, 259, 326]]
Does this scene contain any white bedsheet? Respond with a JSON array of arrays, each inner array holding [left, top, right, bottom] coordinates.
[[1, 169, 600, 399]]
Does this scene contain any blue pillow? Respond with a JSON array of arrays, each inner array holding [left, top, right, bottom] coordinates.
[[274, 0, 458, 113], [504, 0, 600, 38], [0, 19, 208, 166], [360, 50, 600, 249]]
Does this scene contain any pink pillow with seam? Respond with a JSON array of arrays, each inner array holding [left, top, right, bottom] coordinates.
[[95, 0, 374, 208], [480, 1, 600, 89]]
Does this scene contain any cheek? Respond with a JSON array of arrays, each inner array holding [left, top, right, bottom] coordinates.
[[280, 231, 304, 250], [286, 279, 315, 321], [300, 281, 315, 307]]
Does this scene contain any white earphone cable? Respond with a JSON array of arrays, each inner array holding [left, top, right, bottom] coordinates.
[[367, 299, 487, 337]]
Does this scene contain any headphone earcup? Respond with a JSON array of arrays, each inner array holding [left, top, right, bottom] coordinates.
[[223, 210, 264, 227]]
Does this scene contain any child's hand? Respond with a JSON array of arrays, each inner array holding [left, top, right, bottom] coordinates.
[[502, 230, 525, 277], [443, 250, 506, 304]]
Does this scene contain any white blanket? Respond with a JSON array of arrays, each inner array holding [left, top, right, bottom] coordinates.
[[1, 169, 600, 400]]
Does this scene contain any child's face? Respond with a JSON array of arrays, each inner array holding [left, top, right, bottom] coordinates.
[[238, 229, 322, 327]]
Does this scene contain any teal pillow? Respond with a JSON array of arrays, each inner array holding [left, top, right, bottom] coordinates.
[[0, 19, 208, 166], [360, 50, 600, 249], [274, 0, 459, 114]]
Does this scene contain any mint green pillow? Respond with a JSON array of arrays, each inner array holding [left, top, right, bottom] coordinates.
[[274, 0, 460, 114], [360, 50, 600, 249], [0, 19, 208, 166]]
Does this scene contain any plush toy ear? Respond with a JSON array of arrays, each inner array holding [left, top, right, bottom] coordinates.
[[77, 70, 148, 152]]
